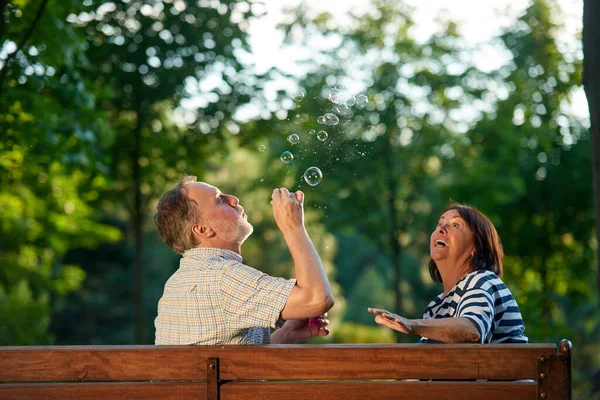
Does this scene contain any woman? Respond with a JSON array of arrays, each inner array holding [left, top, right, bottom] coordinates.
[[368, 202, 527, 343]]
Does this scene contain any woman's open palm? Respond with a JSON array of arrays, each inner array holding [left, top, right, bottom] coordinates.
[[368, 307, 415, 334]]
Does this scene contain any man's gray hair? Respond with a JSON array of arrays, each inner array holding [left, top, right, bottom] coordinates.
[[154, 175, 200, 254]]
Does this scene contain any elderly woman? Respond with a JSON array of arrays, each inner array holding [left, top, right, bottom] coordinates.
[[368, 202, 527, 344]]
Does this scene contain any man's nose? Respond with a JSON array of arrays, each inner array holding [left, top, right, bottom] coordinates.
[[225, 195, 239, 206]]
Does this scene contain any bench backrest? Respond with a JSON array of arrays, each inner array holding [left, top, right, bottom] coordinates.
[[0, 340, 572, 399]]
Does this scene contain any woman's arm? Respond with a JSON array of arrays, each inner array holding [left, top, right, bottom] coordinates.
[[368, 308, 480, 343]]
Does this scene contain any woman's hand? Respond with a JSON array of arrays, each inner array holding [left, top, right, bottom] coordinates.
[[368, 308, 482, 343], [368, 307, 416, 334]]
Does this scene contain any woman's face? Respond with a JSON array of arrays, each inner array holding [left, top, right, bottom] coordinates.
[[430, 209, 475, 266]]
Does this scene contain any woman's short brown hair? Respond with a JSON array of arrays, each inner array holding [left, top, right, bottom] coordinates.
[[154, 175, 200, 255], [428, 202, 504, 283]]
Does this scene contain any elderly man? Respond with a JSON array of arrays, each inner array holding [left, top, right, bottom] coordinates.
[[153, 175, 334, 345]]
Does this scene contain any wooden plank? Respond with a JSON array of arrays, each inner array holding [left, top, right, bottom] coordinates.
[[220, 381, 538, 400], [0, 382, 206, 400], [0, 344, 556, 382], [537, 340, 572, 400], [0, 346, 207, 382], [216, 344, 555, 381], [206, 357, 219, 400]]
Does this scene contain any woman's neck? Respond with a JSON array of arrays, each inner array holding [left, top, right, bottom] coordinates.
[[438, 262, 474, 295]]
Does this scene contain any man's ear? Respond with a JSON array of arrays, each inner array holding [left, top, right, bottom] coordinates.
[[192, 223, 215, 239]]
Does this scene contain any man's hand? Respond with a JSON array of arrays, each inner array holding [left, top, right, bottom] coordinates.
[[271, 314, 329, 344], [271, 188, 304, 233], [368, 307, 416, 335]]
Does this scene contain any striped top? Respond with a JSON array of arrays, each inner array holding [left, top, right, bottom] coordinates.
[[155, 247, 296, 345], [418, 269, 528, 344]]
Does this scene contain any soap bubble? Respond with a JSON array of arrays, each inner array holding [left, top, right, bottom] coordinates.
[[280, 151, 294, 164], [258, 145, 266, 152], [303, 167, 323, 186], [288, 134, 300, 145], [317, 131, 328, 142], [309, 129, 316, 135], [323, 113, 339, 126], [317, 115, 326, 124], [292, 88, 306, 102], [333, 103, 352, 117], [328, 87, 347, 104], [346, 96, 357, 107], [356, 94, 369, 109], [295, 113, 309, 124]]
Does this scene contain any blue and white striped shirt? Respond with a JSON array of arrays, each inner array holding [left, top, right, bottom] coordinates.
[[419, 269, 528, 344]]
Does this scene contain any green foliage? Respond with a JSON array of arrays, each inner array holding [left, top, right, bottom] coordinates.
[[0, 0, 122, 344], [330, 322, 396, 344]]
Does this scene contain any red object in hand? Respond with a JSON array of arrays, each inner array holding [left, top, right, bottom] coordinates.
[[308, 318, 320, 327]]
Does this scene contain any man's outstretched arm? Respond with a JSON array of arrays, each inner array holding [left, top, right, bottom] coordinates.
[[271, 187, 334, 321]]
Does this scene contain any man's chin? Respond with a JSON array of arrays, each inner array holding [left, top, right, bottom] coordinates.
[[239, 223, 254, 243]]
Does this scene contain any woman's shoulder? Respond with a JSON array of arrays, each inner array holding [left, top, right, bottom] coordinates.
[[426, 293, 444, 308], [460, 269, 505, 292]]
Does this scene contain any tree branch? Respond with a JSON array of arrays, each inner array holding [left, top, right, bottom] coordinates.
[[0, 0, 49, 97]]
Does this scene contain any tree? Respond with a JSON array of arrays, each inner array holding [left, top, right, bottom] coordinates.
[[441, 0, 598, 394], [583, 0, 600, 292], [271, 0, 499, 341], [67, 0, 254, 342], [0, 0, 121, 344]]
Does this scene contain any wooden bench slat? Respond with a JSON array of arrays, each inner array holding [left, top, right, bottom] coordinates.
[[220, 381, 538, 400], [0, 382, 207, 400], [0, 344, 556, 382]]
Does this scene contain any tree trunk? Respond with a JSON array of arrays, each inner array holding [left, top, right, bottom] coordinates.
[[132, 109, 145, 344], [386, 134, 403, 343], [582, 0, 600, 292]]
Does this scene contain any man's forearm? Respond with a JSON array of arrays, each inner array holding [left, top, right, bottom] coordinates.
[[413, 317, 481, 343], [283, 228, 333, 302]]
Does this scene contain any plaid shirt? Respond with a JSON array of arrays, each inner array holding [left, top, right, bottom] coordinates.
[[155, 247, 296, 345]]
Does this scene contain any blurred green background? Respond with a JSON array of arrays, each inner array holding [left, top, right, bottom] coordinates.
[[1, 0, 598, 398]]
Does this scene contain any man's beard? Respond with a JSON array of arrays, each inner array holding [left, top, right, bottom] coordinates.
[[209, 216, 253, 244]]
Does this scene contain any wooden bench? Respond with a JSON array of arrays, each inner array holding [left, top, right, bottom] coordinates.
[[0, 340, 571, 399]]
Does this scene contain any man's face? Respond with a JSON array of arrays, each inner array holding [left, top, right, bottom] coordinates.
[[185, 182, 253, 244]]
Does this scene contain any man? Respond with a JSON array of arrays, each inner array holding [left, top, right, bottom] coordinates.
[[153, 175, 334, 345]]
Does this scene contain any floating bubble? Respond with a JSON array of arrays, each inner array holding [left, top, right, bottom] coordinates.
[[303, 167, 323, 186], [328, 87, 346, 104], [309, 129, 316, 135], [317, 131, 328, 142], [346, 96, 357, 107], [292, 88, 306, 102], [288, 134, 300, 145], [280, 151, 294, 164], [356, 94, 369, 109], [294, 113, 309, 123], [333, 103, 352, 117], [258, 145, 266, 152], [317, 115, 326, 124], [323, 113, 339, 126]]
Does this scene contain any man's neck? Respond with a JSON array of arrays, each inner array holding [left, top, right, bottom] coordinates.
[[196, 240, 242, 255]]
